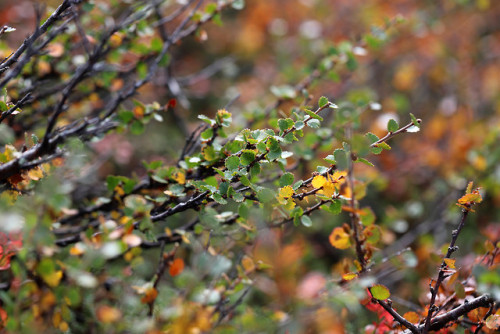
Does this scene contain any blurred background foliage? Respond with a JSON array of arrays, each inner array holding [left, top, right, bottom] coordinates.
[[0, 0, 499, 333]]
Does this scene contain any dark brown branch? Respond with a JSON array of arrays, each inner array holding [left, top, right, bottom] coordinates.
[[423, 208, 469, 333], [403, 295, 495, 334], [0, 0, 73, 71]]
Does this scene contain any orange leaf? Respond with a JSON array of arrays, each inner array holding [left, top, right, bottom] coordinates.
[[140, 287, 158, 304], [241, 255, 256, 272], [96, 305, 122, 323], [133, 105, 145, 119], [457, 192, 482, 205], [404, 311, 420, 324], [169, 258, 184, 276]]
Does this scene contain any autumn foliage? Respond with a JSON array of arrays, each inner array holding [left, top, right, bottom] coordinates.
[[0, 0, 499, 333]]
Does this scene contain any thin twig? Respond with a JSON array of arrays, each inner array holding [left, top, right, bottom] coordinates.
[[423, 208, 469, 333]]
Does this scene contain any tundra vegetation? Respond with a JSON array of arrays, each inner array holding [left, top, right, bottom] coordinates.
[[0, 0, 499, 333]]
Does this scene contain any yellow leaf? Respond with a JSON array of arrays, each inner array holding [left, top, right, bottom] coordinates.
[[340, 183, 352, 199], [27, 167, 44, 181], [457, 192, 482, 205], [241, 255, 255, 272], [444, 258, 456, 269], [279, 185, 294, 199], [321, 182, 336, 197], [283, 198, 296, 210], [466, 181, 473, 194], [109, 33, 123, 47], [43, 270, 63, 287], [172, 172, 186, 184], [312, 175, 326, 188], [217, 108, 230, 117], [342, 272, 357, 281], [331, 170, 347, 182], [329, 227, 351, 250]]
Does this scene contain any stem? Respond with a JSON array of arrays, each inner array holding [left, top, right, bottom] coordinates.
[[422, 208, 469, 333], [371, 119, 422, 147]]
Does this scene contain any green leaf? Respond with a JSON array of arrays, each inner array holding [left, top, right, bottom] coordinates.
[[387, 119, 399, 132], [198, 115, 215, 125], [239, 174, 250, 186], [325, 200, 342, 215], [301, 215, 312, 227], [205, 3, 217, 14], [211, 192, 227, 204], [151, 174, 168, 184], [370, 284, 390, 300], [371, 146, 383, 155], [279, 172, 294, 187], [0, 101, 7, 112], [232, 192, 245, 203], [130, 120, 145, 135], [267, 138, 282, 161], [106, 176, 121, 192], [250, 163, 260, 178], [304, 108, 324, 121], [346, 52, 358, 71], [82, 2, 95, 11], [219, 182, 229, 196], [292, 180, 303, 191], [294, 121, 305, 130], [257, 188, 275, 203], [122, 179, 137, 194], [306, 119, 321, 128], [356, 158, 374, 167], [225, 156, 240, 171], [143, 160, 163, 170], [278, 118, 294, 132], [377, 142, 391, 151], [365, 132, 379, 144], [240, 150, 256, 166], [409, 113, 420, 128], [118, 110, 134, 124], [324, 155, 335, 164], [200, 128, 213, 141], [333, 149, 348, 170], [137, 62, 148, 80], [318, 96, 329, 108]]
